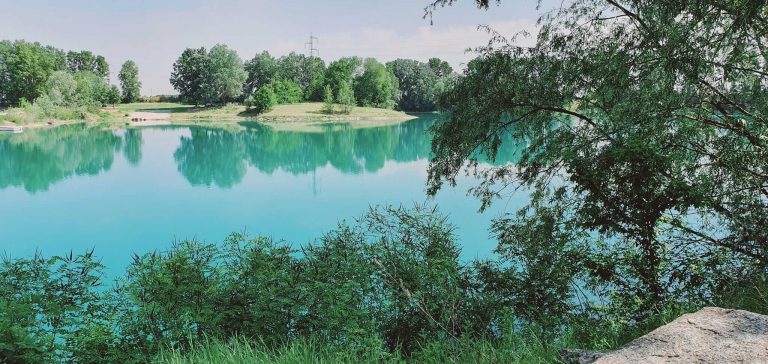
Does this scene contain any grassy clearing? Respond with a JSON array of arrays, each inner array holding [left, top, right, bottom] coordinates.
[[2, 102, 417, 127], [259, 102, 417, 122]]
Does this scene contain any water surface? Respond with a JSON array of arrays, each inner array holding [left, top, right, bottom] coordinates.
[[0, 118, 525, 274]]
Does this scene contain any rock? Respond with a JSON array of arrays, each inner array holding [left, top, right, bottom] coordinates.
[[559, 349, 607, 364], [564, 307, 768, 364]]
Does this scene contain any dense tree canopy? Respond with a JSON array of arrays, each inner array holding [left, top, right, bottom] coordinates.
[[169, 47, 209, 105], [429, 0, 768, 317], [0, 40, 122, 111], [185, 47, 449, 112], [354, 58, 400, 109], [325, 57, 362, 101], [170, 45, 246, 105], [0, 40, 66, 105], [66, 50, 109, 79], [243, 51, 278, 96], [428, 57, 453, 78], [387, 59, 444, 112], [205, 44, 247, 104], [270, 79, 303, 104], [118, 60, 141, 103]]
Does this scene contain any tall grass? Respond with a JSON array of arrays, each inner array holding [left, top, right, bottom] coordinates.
[[155, 337, 398, 364], [154, 330, 572, 364]]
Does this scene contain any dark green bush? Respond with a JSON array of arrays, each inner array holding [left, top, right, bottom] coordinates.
[[244, 86, 276, 114]]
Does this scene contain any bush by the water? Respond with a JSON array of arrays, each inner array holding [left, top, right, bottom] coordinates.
[[244, 86, 277, 114], [2, 205, 765, 363]]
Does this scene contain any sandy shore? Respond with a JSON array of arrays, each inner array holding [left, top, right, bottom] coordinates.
[[127, 111, 173, 126]]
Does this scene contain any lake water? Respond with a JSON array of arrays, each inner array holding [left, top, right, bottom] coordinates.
[[0, 117, 526, 275]]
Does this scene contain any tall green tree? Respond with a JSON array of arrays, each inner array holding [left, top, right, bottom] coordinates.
[[428, 0, 768, 317], [325, 57, 362, 101], [118, 60, 141, 103], [337, 81, 355, 115], [244, 51, 278, 96], [204, 44, 247, 105], [170, 47, 210, 105], [387, 59, 442, 112], [354, 58, 400, 109], [170, 45, 245, 106], [322, 84, 335, 114]]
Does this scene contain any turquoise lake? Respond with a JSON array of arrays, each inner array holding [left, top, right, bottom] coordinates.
[[0, 117, 526, 275]]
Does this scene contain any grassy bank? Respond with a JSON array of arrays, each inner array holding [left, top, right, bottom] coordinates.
[[1, 102, 417, 128]]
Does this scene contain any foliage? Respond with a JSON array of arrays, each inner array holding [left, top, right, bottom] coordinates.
[[278, 53, 325, 100], [170, 45, 246, 106], [204, 44, 247, 104], [73, 71, 111, 107], [29, 69, 114, 118], [336, 81, 355, 115], [170, 47, 209, 105], [354, 58, 400, 109], [118, 60, 141, 103], [0, 40, 66, 105], [243, 52, 325, 102], [2, 204, 767, 362], [427, 57, 453, 78], [322, 84, 335, 114], [325, 57, 362, 101], [243, 51, 278, 96], [244, 86, 277, 114], [428, 0, 768, 319], [270, 79, 303, 104], [387, 59, 445, 112], [106, 85, 122, 106], [66, 50, 109, 79]]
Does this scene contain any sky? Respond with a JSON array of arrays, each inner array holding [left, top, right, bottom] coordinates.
[[0, 0, 554, 95]]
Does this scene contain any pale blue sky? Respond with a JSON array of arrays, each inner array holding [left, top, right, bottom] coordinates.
[[0, 0, 554, 94]]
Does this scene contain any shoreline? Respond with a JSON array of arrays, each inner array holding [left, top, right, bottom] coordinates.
[[1, 102, 423, 131]]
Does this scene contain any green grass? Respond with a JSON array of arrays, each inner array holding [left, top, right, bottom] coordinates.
[[154, 331, 571, 364], [114, 102, 415, 120], [3, 102, 417, 125], [259, 102, 416, 122], [116, 102, 199, 113], [155, 338, 395, 364]]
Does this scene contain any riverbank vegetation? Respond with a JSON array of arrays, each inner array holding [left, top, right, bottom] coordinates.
[[0, 40, 138, 124], [2, 206, 765, 363]]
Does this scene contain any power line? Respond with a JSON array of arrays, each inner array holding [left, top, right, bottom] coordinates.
[[304, 34, 319, 57]]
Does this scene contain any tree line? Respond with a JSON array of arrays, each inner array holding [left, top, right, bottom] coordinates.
[[0, 40, 141, 117], [169, 44, 456, 113]]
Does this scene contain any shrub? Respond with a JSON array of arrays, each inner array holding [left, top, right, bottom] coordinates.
[[244, 86, 277, 114], [337, 82, 355, 114], [271, 79, 303, 104], [321, 84, 334, 114]]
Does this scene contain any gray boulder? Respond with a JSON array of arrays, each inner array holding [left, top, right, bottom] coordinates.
[[563, 307, 768, 363]]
